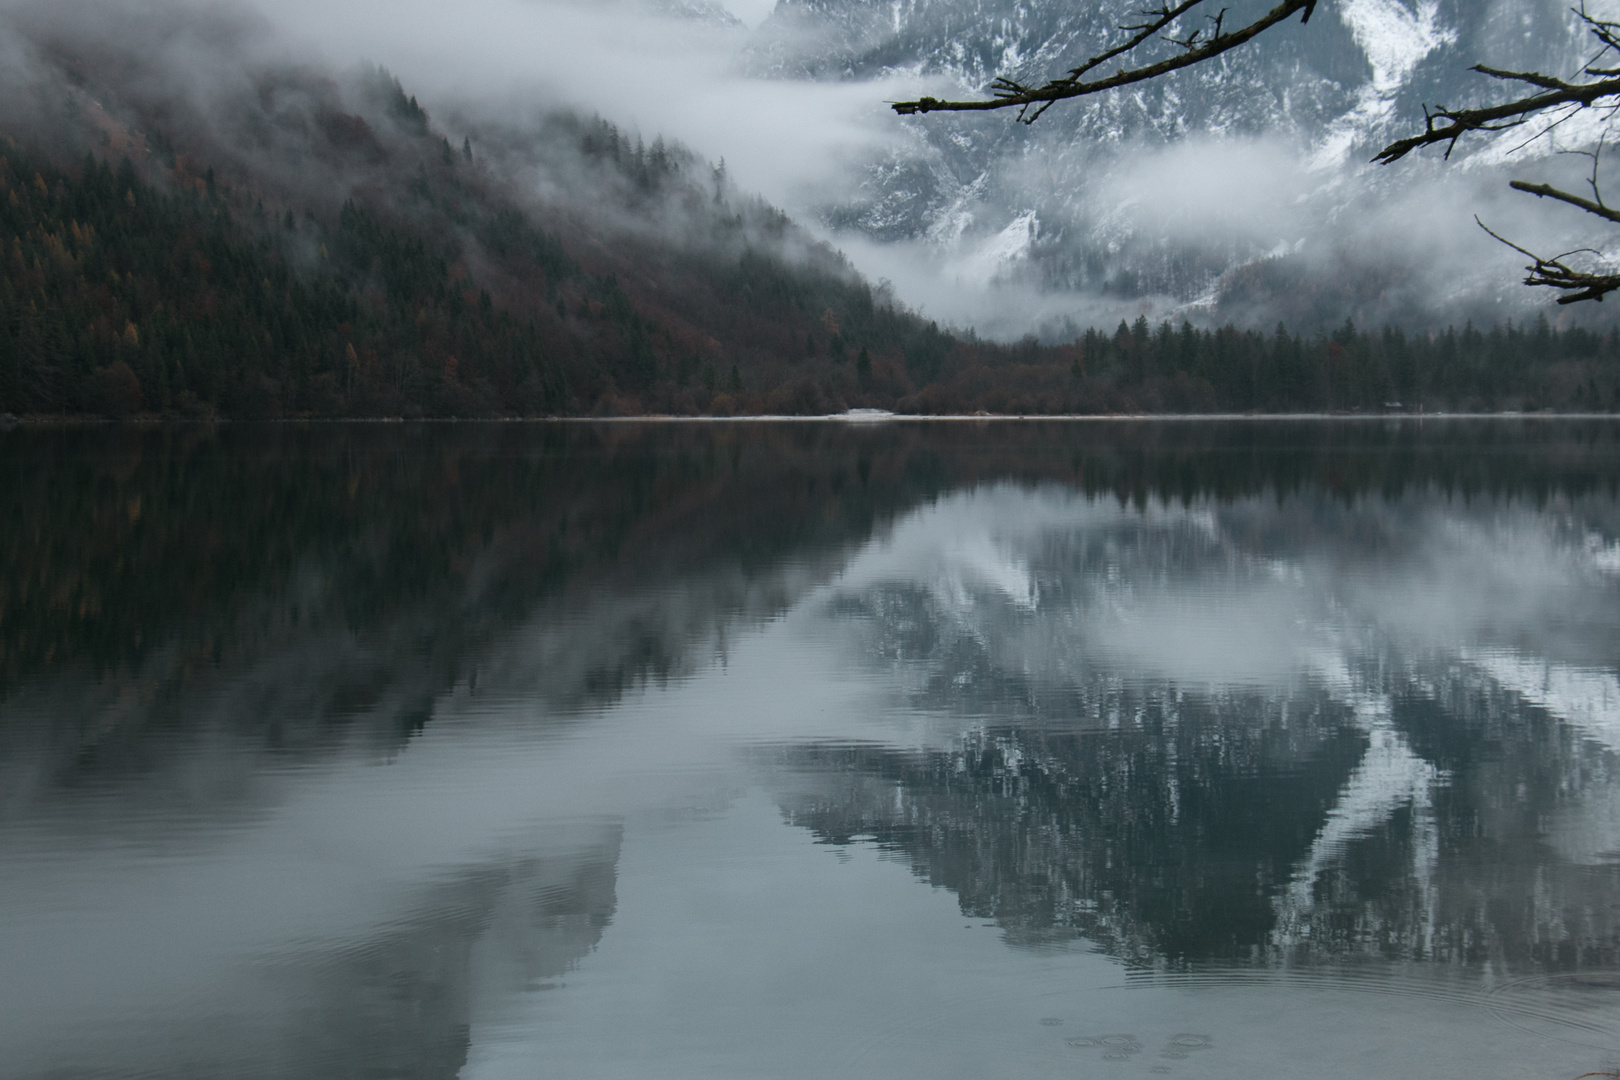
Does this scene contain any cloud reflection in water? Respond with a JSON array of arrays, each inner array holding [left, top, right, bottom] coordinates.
[[1, 421, 1618, 1079]]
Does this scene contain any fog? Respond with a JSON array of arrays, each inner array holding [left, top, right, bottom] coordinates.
[[820, 131, 1602, 338], [823, 482, 1620, 704], [232, 0, 908, 230], [1, 0, 1613, 334]]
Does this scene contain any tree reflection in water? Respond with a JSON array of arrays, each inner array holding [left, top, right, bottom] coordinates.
[[1, 419, 1618, 1079], [772, 467, 1620, 975]]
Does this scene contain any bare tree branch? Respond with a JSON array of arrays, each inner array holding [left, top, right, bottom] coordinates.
[[1476, 216, 1620, 304], [891, 0, 1316, 121], [1372, 72, 1620, 163], [1509, 179, 1620, 225], [1074, 0, 1205, 83], [890, 0, 1620, 305], [1373, 9, 1620, 303], [1374, 7, 1620, 163]]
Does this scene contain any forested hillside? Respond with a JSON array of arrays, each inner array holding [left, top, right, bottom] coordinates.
[[2, 51, 1620, 416], [0, 72, 939, 420]]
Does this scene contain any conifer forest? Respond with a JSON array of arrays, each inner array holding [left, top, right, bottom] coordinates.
[[4, 76, 1620, 420]]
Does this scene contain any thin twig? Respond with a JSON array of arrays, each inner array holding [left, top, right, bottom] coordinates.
[[1476, 215, 1620, 303], [1375, 9, 1620, 162], [892, 0, 1316, 119]]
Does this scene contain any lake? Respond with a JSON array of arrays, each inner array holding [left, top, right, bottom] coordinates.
[[2, 419, 1618, 1080]]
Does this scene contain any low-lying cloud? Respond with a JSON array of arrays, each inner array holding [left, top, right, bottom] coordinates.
[[2, 0, 1613, 335], [232, 0, 907, 223]]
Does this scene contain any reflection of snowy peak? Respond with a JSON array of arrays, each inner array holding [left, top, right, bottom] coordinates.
[[791, 484, 1620, 964], [748, 0, 1590, 328]]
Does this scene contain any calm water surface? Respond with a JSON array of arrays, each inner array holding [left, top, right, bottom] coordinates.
[[2, 420, 1619, 1080]]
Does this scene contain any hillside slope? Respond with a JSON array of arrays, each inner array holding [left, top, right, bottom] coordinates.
[[747, 0, 1601, 329], [1, 2, 1618, 417], [0, 0, 951, 417]]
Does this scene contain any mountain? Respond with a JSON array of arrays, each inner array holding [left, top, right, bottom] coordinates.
[[744, 0, 1600, 331], [1, 0, 1618, 419], [0, 0, 952, 417]]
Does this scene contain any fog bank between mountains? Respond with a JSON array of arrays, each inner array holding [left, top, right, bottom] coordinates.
[[3, 0, 1617, 335], [750, 0, 1618, 333], [232, 0, 904, 242]]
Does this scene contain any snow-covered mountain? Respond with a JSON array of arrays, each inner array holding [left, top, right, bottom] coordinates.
[[742, 0, 1602, 331]]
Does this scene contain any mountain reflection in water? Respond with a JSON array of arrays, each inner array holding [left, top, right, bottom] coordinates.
[[1, 420, 1618, 1080]]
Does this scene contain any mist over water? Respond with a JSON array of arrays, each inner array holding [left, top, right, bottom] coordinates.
[[1, 420, 1618, 1079]]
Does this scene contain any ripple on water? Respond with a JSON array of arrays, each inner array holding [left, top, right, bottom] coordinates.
[[1124, 966, 1620, 1057], [1062, 1028, 1217, 1072], [1485, 971, 1620, 1052], [1069, 1033, 1146, 1061]]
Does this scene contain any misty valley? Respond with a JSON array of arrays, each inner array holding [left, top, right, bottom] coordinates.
[[6, 0, 1620, 1077], [7, 1, 1620, 421], [2, 420, 1619, 1079]]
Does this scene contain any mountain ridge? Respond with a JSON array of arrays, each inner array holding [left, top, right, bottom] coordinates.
[[743, 0, 1601, 329], [3, 0, 1619, 419]]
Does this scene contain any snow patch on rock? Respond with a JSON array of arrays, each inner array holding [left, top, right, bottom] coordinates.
[[1313, 0, 1455, 168], [1342, 0, 1453, 93], [955, 209, 1039, 285]]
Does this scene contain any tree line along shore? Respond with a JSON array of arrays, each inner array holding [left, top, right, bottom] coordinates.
[[6, 140, 1620, 422]]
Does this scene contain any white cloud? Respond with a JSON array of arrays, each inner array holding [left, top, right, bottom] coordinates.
[[236, 0, 902, 221]]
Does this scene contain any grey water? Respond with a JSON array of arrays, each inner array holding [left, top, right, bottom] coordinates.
[[2, 419, 1619, 1080]]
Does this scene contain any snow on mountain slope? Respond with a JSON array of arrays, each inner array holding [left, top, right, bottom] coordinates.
[[743, 0, 1603, 332], [1314, 0, 1455, 167]]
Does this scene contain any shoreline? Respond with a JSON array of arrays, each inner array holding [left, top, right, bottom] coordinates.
[[6, 411, 1620, 426]]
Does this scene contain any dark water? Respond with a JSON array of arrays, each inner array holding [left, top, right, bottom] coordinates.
[[3, 419, 1619, 1080]]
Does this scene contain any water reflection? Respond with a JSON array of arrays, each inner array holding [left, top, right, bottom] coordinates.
[[777, 478, 1620, 977], [1, 420, 1618, 1079]]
